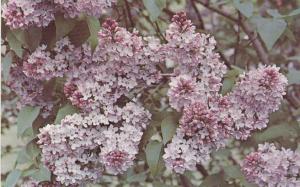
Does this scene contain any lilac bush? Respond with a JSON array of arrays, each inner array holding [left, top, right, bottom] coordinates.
[[2, 0, 299, 186]]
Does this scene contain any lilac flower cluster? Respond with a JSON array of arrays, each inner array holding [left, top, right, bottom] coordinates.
[[2, 0, 55, 29], [2, 0, 116, 29], [5, 8, 289, 183], [6, 65, 54, 118], [36, 19, 159, 185], [23, 37, 76, 81], [242, 143, 300, 187], [38, 103, 151, 185], [228, 65, 288, 140], [163, 13, 287, 173], [64, 19, 162, 112]]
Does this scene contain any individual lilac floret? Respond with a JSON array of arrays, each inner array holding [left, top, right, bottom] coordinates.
[[229, 65, 288, 140], [2, 0, 55, 29], [23, 37, 75, 81], [168, 74, 200, 111], [242, 143, 300, 187]]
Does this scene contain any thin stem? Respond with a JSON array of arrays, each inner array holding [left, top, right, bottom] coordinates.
[[190, 0, 205, 29], [233, 12, 241, 65], [124, 0, 134, 28], [179, 174, 193, 187], [196, 164, 209, 178], [196, 0, 270, 64]]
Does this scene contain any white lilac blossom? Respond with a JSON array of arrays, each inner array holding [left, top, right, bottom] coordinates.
[[229, 65, 288, 140], [38, 102, 151, 185], [23, 37, 76, 81], [64, 19, 162, 112], [6, 65, 54, 117], [2, 0, 116, 29], [2, 0, 55, 29], [242, 143, 300, 187]]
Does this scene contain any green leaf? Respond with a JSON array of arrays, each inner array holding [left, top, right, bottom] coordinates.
[[254, 123, 298, 143], [266, 9, 282, 18], [2, 52, 12, 82], [1, 152, 18, 174], [233, 0, 254, 18], [25, 27, 42, 51], [54, 104, 78, 124], [17, 106, 40, 137], [200, 173, 228, 187], [145, 140, 163, 176], [288, 8, 300, 17], [26, 139, 41, 160], [29, 166, 51, 182], [86, 16, 100, 50], [4, 169, 21, 187], [251, 17, 287, 50], [55, 14, 76, 40], [7, 31, 23, 57], [221, 66, 243, 95], [223, 165, 243, 179], [143, 0, 162, 21], [126, 171, 147, 183], [68, 21, 91, 47], [161, 115, 178, 144], [287, 69, 300, 84]]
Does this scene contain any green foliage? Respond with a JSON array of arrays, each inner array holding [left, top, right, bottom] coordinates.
[[17, 106, 40, 137], [7, 31, 24, 57], [145, 140, 163, 176], [254, 122, 299, 143], [233, 0, 254, 18], [54, 104, 78, 124], [2, 52, 12, 82], [86, 16, 100, 50], [251, 17, 287, 50], [55, 14, 76, 40], [161, 115, 178, 145], [143, 0, 166, 21], [287, 69, 300, 85], [4, 169, 22, 187], [28, 166, 51, 182], [221, 66, 244, 95]]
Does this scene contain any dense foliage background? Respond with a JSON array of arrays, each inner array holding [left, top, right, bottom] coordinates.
[[1, 0, 300, 186]]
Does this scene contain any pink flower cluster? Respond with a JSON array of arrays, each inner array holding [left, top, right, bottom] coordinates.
[[64, 19, 162, 112], [38, 102, 151, 185], [5, 9, 289, 183], [229, 65, 288, 140], [242, 143, 300, 187], [6, 65, 54, 118], [163, 13, 287, 173], [23, 37, 76, 81], [36, 19, 160, 185], [2, 0, 116, 29]]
